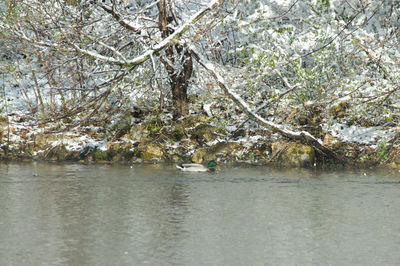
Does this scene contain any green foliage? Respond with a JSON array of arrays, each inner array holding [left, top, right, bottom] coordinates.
[[274, 27, 294, 34], [144, 115, 163, 136], [315, 0, 331, 13], [317, 0, 330, 8], [377, 140, 388, 162], [248, 151, 255, 162], [358, 154, 370, 162]]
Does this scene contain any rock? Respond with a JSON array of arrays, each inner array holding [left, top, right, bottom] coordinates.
[[323, 133, 339, 147], [191, 124, 219, 144], [137, 142, 163, 160], [170, 114, 210, 141], [192, 149, 207, 163], [34, 133, 64, 149], [192, 142, 240, 163], [271, 142, 315, 167], [181, 114, 209, 127], [91, 142, 135, 162], [127, 124, 149, 142], [388, 163, 400, 169]]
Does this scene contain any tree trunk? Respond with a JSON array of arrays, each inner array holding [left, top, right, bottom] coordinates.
[[158, 0, 192, 119], [170, 82, 189, 118], [169, 47, 192, 118]]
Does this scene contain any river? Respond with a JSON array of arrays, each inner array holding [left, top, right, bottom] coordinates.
[[1, 162, 400, 265]]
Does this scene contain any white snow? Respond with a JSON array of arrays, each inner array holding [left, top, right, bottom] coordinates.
[[322, 123, 396, 145]]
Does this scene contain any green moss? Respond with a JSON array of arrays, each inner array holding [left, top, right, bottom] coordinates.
[[93, 149, 110, 161], [191, 124, 219, 143], [291, 148, 302, 155], [192, 142, 240, 163], [137, 142, 163, 160], [272, 142, 315, 167]]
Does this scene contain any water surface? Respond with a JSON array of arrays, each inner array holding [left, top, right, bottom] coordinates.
[[1, 162, 400, 265]]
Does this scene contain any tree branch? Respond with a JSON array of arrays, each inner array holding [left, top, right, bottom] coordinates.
[[4, 0, 222, 67], [99, 3, 142, 33]]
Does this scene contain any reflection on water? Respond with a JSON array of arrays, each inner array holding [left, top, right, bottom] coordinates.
[[1, 162, 400, 265]]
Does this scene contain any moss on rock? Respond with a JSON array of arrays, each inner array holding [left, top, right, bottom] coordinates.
[[169, 114, 209, 141], [192, 142, 239, 163], [127, 124, 149, 142], [92, 149, 110, 161], [34, 133, 64, 149], [271, 142, 315, 167], [137, 142, 163, 160], [191, 124, 220, 144]]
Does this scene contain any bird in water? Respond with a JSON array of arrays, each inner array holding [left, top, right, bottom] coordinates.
[[176, 160, 219, 172]]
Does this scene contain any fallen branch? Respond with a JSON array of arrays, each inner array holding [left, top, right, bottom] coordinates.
[[191, 48, 348, 164]]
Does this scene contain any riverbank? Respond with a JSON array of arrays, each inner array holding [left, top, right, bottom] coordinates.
[[1, 112, 400, 169]]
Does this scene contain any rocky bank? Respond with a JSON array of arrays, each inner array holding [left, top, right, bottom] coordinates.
[[1, 113, 400, 169]]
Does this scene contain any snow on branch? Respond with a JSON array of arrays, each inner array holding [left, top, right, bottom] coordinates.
[[190, 47, 348, 164], [6, 0, 221, 67], [120, 0, 221, 66], [74, 0, 222, 66], [99, 3, 142, 33]]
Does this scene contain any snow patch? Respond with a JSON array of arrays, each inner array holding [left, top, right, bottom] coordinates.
[[322, 123, 395, 145]]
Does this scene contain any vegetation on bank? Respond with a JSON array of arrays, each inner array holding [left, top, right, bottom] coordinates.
[[1, 110, 400, 169]]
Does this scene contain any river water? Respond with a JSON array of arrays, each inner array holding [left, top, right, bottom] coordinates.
[[1, 162, 400, 265]]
